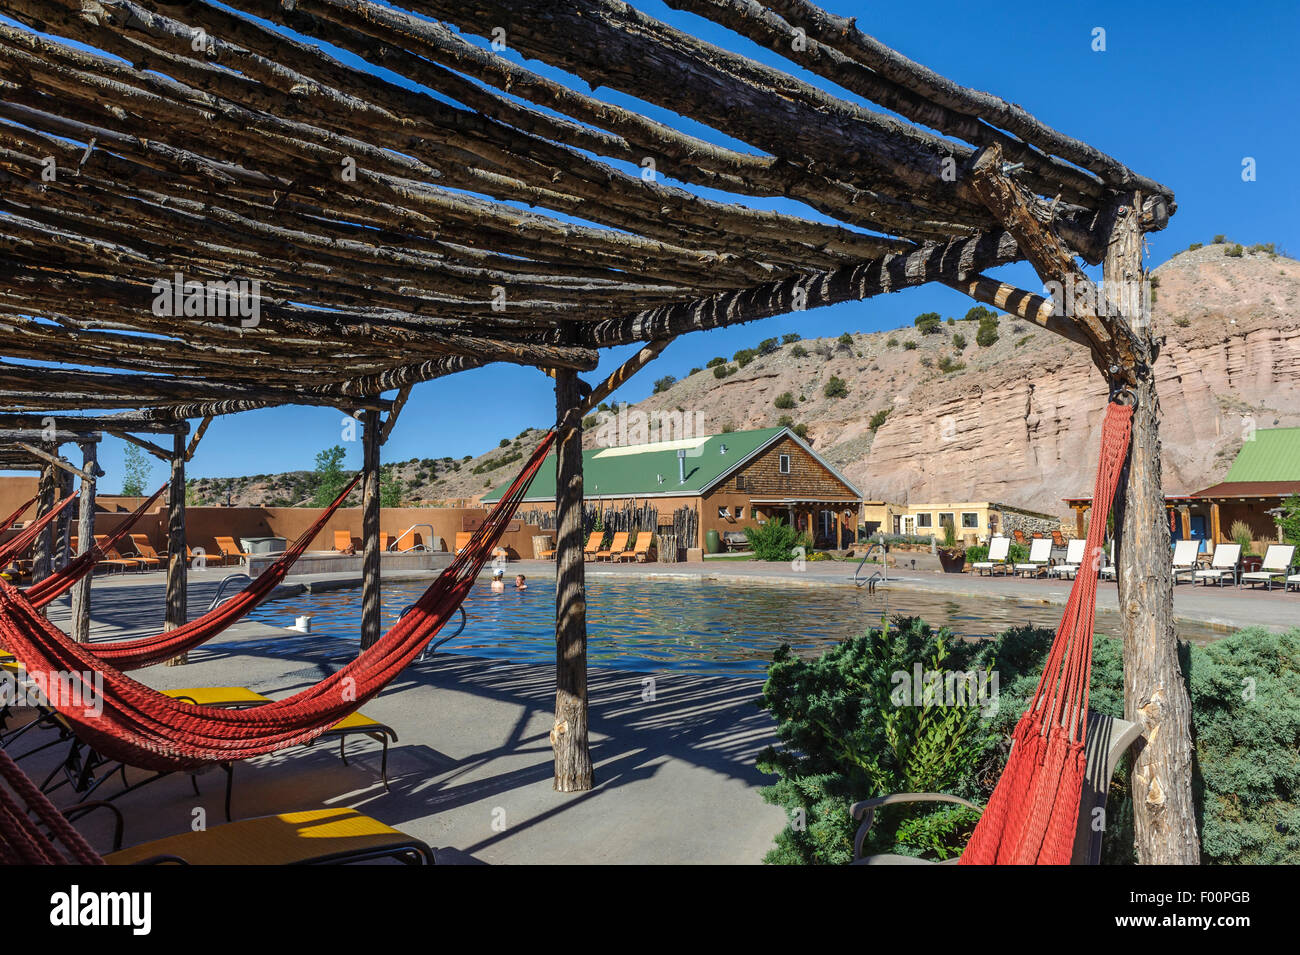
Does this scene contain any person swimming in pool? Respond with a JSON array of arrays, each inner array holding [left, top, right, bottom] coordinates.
[[490, 568, 505, 592], [514, 574, 527, 590]]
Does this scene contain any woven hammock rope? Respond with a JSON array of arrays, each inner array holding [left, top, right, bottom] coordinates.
[[959, 400, 1133, 865]]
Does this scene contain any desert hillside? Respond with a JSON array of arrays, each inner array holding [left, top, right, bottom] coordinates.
[[195, 241, 1300, 519]]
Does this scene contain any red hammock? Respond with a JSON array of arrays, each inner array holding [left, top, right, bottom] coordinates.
[[0, 745, 103, 865], [84, 474, 361, 670], [0, 430, 554, 774], [0, 493, 38, 551], [959, 401, 1133, 865], [0, 494, 79, 567], [22, 485, 167, 610]]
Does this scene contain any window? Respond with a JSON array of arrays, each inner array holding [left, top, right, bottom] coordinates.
[[915, 512, 932, 528], [938, 512, 955, 530], [735, 473, 746, 491], [717, 506, 729, 518], [778, 454, 791, 474], [961, 512, 979, 528], [735, 506, 744, 520]]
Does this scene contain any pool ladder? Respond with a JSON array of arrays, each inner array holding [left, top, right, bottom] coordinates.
[[854, 543, 887, 593], [390, 524, 435, 553], [206, 573, 251, 611], [399, 604, 469, 662]]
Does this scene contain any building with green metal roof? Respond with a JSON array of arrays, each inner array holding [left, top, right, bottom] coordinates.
[[485, 426, 863, 551]]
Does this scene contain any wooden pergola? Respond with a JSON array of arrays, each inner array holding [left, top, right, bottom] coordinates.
[[0, 0, 1195, 861]]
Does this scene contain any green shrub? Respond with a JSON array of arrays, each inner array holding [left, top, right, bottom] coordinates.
[[1213, 234, 1226, 244], [1225, 243, 1244, 257], [758, 337, 780, 356], [688, 367, 702, 376], [1278, 494, 1300, 546], [952, 333, 967, 350], [1188, 242, 1203, 251], [936, 356, 966, 373], [837, 332, 854, 347], [706, 356, 726, 368], [712, 364, 731, 379], [976, 315, 999, 347], [734, 348, 758, 367], [823, 376, 849, 399], [759, 620, 1300, 865], [902, 340, 918, 351], [774, 391, 795, 409], [946, 317, 955, 326], [964, 305, 996, 323], [653, 375, 676, 393], [868, 408, 890, 432], [886, 336, 899, 348], [792, 423, 809, 439], [791, 344, 809, 358], [913, 312, 941, 334], [782, 333, 801, 344], [744, 516, 810, 562]]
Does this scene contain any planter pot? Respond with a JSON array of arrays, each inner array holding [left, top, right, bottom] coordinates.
[[937, 548, 966, 573]]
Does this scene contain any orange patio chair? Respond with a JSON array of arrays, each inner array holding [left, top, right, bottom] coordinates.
[[92, 534, 142, 574], [594, 531, 629, 562], [627, 533, 655, 563], [126, 534, 163, 570], [214, 536, 251, 566], [454, 531, 474, 555], [333, 530, 355, 553], [581, 531, 604, 560]]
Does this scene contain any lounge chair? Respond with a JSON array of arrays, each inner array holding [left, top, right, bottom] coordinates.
[[539, 536, 557, 560], [92, 534, 143, 574], [379, 532, 391, 552], [454, 531, 473, 555], [850, 712, 1142, 865], [1049, 538, 1088, 579], [333, 530, 355, 553], [214, 536, 251, 567], [594, 531, 629, 562], [1170, 538, 1201, 585], [581, 531, 604, 560], [1194, 543, 1240, 587], [1013, 537, 1052, 577], [125, 534, 163, 570], [102, 807, 434, 865], [627, 533, 655, 562], [970, 537, 1012, 576], [1241, 544, 1295, 591]]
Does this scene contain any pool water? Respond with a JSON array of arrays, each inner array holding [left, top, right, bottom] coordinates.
[[244, 577, 1228, 676]]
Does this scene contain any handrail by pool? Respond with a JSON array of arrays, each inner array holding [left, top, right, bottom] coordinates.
[[391, 524, 435, 553], [206, 573, 251, 612], [854, 542, 887, 593], [400, 604, 468, 661]]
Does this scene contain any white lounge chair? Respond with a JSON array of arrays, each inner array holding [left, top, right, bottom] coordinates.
[[1171, 539, 1201, 585], [1194, 543, 1240, 587], [1241, 544, 1295, 591], [1049, 538, 1088, 579], [971, 536, 1011, 576], [1014, 537, 1053, 577]]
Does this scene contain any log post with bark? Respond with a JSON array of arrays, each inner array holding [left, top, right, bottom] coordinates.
[[552, 367, 594, 792], [360, 409, 382, 650], [69, 440, 97, 644], [163, 429, 189, 665]]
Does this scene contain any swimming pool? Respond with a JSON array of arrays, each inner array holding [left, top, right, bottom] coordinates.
[[244, 577, 1228, 676]]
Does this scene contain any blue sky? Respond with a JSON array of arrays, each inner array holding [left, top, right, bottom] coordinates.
[[11, 0, 1298, 490]]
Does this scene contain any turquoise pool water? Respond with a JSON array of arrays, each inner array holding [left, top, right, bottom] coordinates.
[[244, 577, 1226, 676]]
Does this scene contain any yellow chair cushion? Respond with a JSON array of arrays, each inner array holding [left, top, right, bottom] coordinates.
[[103, 808, 426, 865]]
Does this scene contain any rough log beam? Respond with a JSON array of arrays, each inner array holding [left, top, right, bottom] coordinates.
[[106, 431, 173, 462], [942, 276, 1094, 351], [577, 339, 676, 416], [378, 386, 411, 446], [965, 145, 1141, 385], [11, 442, 97, 481], [184, 416, 212, 462], [0, 413, 185, 434], [580, 230, 1022, 346]]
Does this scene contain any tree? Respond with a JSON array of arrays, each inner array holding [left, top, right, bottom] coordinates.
[[963, 305, 997, 323], [837, 332, 854, 348], [120, 443, 152, 496], [774, 391, 795, 409], [975, 314, 999, 347], [913, 312, 942, 334], [1278, 495, 1300, 546], [781, 333, 801, 344], [380, 466, 404, 508], [823, 376, 849, 399], [757, 337, 780, 355], [312, 445, 350, 507], [653, 374, 677, 393]]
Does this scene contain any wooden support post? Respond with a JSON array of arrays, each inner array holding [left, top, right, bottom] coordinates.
[[70, 441, 97, 644], [1076, 506, 1087, 539], [360, 409, 382, 650], [55, 469, 74, 570], [163, 430, 189, 666], [1106, 197, 1199, 864], [31, 455, 57, 586], [553, 368, 593, 792]]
